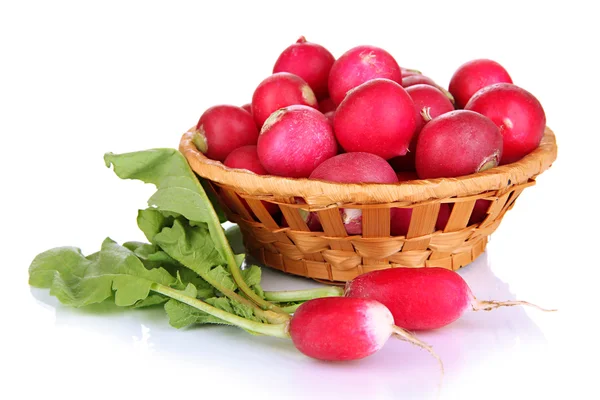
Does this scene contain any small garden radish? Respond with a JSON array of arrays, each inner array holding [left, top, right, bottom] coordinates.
[[406, 84, 455, 133], [334, 78, 417, 160], [465, 83, 546, 165], [328, 45, 402, 105], [257, 105, 337, 178], [251, 72, 318, 128], [223, 145, 279, 215], [309, 152, 398, 234], [273, 36, 335, 100], [390, 84, 455, 171], [401, 67, 422, 78], [345, 267, 555, 331], [290, 297, 439, 363], [241, 103, 252, 115], [193, 105, 259, 162], [448, 59, 513, 108], [415, 110, 503, 179], [401, 75, 455, 104]]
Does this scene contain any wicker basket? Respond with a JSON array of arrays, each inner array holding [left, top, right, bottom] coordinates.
[[179, 127, 557, 283]]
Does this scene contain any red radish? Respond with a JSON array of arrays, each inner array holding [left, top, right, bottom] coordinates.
[[289, 297, 438, 362], [273, 36, 335, 100], [402, 75, 455, 104], [310, 152, 398, 234], [415, 110, 503, 179], [251, 72, 318, 128], [406, 84, 455, 133], [465, 83, 546, 164], [241, 103, 252, 115], [402, 74, 437, 88], [334, 78, 417, 160], [324, 111, 335, 126], [257, 105, 336, 178], [390, 203, 451, 236], [390, 84, 455, 171], [328, 45, 402, 105], [345, 267, 555, 331], [401, 67, 422, 78], [469, 199, 492, 225], [193, 105, 259, 162], [223, 145, 279, 215], [223, 145, 267, 174], [319, 97, 336, 113], [448, 59, 512, 109]]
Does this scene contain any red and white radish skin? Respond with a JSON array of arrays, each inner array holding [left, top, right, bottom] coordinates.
[[289, 297, 436, 362], [273, 36, 335, 100], [345, 267, 555, 331], [257, 105, 336, 178], [328, 45, 402, 105], [251, 72, 318, 128], [465, 83, 546, 165], [415, 110, 503, 179], [193, 105, 259, 162], [334, 78, 417, 160], [223, 145, 279, 215], [448, 59, 513, 109], [309, 152, 398, 234]]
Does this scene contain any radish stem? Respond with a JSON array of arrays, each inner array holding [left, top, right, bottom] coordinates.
[[205, 279, 289, 324], [264, 286, 344, 302], [279, 303, 302, 313], [151, 283, 290, 338], [391, 325, 444, 374], [198, 175, 289, 316]]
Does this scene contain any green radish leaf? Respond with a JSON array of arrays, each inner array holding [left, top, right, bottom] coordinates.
[[241, 265, 265, 299], [206, 265, 237, 292], [136, 209, 172, 243], [28, 238, 176, 307], [164, 295, 265, 329], [164, 299, 230, 328], [133, 294, 168, 308], [104, 149, 228, 261], [152, 219, 225, 271]]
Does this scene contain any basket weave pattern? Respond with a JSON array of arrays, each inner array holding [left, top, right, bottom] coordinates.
[[180, 127, 557, 283]]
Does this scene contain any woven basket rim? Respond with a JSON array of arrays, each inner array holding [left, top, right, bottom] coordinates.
[[179, 125, 557, 205]]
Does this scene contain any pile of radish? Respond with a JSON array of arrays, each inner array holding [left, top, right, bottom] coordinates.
[[194, 36, 546, 181], [192, 36, 546, 230], [185, 37, 553, 363]]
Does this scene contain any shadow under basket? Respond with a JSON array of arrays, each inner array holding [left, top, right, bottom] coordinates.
[[180, 127, 557, 284]]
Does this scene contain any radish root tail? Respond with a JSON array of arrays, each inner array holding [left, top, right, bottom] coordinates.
[[391, 325, 444, 374], [472, 298, 557, 312]]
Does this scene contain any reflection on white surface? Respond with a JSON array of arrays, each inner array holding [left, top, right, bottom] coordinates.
[[27, 250, 556, 399]]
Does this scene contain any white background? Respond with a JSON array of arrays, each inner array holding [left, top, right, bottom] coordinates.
[[1, 1, 598, 399]]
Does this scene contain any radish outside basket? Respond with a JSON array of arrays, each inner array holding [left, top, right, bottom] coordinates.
[[180, 126, 557, 283]]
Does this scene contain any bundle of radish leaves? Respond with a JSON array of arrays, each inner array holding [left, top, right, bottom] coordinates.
[[28, 148, 441, 362]]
